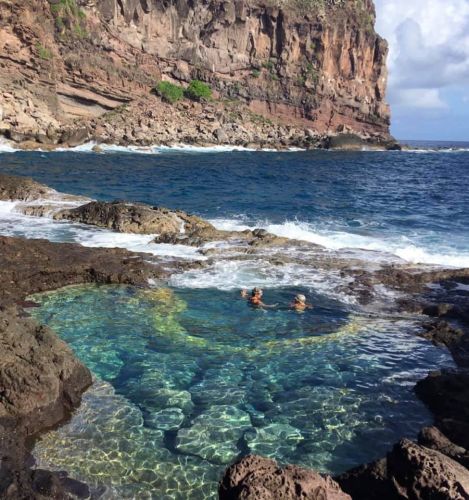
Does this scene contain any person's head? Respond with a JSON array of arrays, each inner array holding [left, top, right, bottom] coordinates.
[[252, 287, 263, 297], [294, 294, 306, 304]]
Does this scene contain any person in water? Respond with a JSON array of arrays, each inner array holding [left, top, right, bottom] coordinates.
[[290, 294, 312, 311], [248, 288, 277, 308], [240, 289, 249, 298]]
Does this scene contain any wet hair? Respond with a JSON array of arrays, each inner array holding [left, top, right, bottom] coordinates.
[[252, 287, 263, 297], [295, 294, 306, 303]]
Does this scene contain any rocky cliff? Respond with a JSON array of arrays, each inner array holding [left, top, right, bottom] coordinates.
[[0, 0, 394, 148]]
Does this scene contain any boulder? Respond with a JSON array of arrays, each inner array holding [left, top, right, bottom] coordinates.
[[324, 133, 365, 151], [0, 307, 92, 426], [219, 455, 351, 499], [337, 439, 469, 499], [418, 427, 469, 469]]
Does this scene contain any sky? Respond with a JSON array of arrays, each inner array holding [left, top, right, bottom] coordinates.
[[374, 0, 469, 141]]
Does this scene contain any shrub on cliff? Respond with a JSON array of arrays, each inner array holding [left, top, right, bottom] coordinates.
[[50, 0, 87, 37], [155, 81, 184, 104], [36, 43, 52, 61], [184, 80, 212, 102]]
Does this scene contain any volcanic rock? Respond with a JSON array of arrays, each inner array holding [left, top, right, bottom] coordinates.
[[219, 455, 351, 499], [415, 371, 469, 450], [418, 427, 469, 469], [54, 200, 213, 235], [337, 439, 469, 499]]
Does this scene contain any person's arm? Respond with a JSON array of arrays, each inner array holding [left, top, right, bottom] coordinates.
[[260, 301, 278, 309]]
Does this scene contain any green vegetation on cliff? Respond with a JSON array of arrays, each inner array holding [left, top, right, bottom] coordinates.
[[50, 0, 87, 37], [155, 81, 184, 104], [184, 80, 212, 102]]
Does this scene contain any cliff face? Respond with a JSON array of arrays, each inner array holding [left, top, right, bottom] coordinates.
[[0, 0, 392, 148]]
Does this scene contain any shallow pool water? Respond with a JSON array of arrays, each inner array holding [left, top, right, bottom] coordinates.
[[30, 285, 453, 498]]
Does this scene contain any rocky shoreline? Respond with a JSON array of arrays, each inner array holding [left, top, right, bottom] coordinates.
[[1, 174, 469, 498]]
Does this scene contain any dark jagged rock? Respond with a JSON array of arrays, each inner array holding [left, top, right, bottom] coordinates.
[[420, 321, 464, 348], [0, 235, 165, 305], [422, 303, 455, 318], [0, 307, 92, 427], [415, 371, 469, 450], [337, 439, 469, 499], [219, 455, 350, 500], [52, 198, 301, 248], [418, 427, 469, 469], [54, 200, 213, 235]]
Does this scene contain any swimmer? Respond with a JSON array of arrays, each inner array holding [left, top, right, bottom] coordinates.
[[240, 289, 249, 298], [249, 288, 277, 308], [290, 294, 312, 312]]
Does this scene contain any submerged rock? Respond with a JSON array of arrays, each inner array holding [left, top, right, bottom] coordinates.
[[0, 234, 167, 498], [176, 406, 252, 464], [219, 455, 350, 499]]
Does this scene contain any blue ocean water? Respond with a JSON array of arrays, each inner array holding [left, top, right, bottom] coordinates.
[[30, 285, 453, 498], [0, 146, 468, 266]]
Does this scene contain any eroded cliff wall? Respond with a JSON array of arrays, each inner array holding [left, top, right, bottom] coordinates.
[[0, 0, 392, 148]]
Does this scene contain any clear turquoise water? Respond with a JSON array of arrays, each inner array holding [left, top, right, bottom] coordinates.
[[30, 284, 453, 498]]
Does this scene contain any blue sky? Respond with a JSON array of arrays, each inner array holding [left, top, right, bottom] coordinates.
[[374, 0, 469, 141]]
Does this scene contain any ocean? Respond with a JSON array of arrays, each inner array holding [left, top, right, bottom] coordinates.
[[0, 142, 467, 498]]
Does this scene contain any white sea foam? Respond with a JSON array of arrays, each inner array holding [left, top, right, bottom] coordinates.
[[0, 201, 203, 260], [0, 139, 303, 154], [169, 258, 357, 303], [0, 138, 18, 153], [209, 217, 469, 268], [404, 148, 469, 154], [65, 142, 301, 154]]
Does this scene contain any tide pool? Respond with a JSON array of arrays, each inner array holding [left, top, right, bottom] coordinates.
[[29, 285, 453, 499]]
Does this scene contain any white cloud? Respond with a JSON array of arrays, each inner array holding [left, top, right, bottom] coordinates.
[[374, 0, 469, 109], [391, 88, 447, 109]]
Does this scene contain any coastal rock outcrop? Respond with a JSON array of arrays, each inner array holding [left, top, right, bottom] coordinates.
[[0, 173, 53, 201], [0, 307, 92, 431], [0, 0, 394, 149], [53, 199, 298, 247], [219, 455, 351, 499], [415, 371, 469, 450], [336, 439, 469, 499], [54, 200, 213, 235]]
